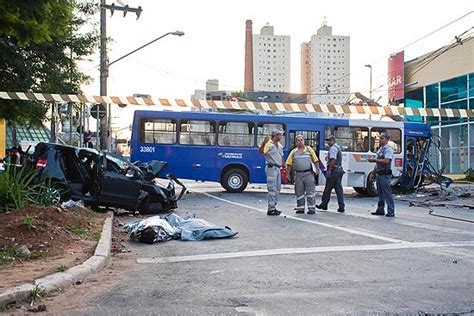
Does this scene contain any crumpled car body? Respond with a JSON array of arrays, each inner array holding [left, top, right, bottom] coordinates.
[[124, 213, 238, 244], [31, 142, 185, 213]]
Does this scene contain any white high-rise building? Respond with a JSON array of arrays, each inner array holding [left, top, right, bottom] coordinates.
[[253, 24, 290, 92], [301, 22, 350, 104]]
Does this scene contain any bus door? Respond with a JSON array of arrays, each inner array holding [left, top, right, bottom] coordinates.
[[288, 129, 321, 184]]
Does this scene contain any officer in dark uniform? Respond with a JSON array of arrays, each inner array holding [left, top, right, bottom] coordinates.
[[317, 135, 345, 213], [368, 132, 395, 217]]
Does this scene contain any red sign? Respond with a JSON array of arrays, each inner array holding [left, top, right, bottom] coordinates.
[[388, 51, 404, 101]]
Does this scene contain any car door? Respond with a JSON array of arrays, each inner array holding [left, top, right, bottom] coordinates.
[[96, 154, 143, 209]]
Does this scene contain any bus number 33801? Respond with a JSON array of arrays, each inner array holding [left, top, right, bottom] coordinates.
[[139, 146, 155, 153]]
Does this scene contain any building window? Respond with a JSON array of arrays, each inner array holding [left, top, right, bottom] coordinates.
[[440, 75, 467, 103]]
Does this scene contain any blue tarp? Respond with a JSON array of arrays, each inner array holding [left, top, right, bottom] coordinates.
[[124, 213, 238, 244]]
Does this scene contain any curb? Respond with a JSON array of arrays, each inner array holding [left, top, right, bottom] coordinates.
[[0, 211, 113, 305]]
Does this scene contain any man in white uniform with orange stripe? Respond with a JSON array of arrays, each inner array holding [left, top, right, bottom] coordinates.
[[259, 129, 284, 216], [286, 135, 320, 214]]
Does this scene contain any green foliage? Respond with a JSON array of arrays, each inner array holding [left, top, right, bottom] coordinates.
[[232, 91, 250, 101], [465, 168, 474, 182], [0, 1, 99, 125], [0, 0, 75, 46], [0, 164, 37, 211], [23, 213, 36, 230], [0, 244, 30, 265], [66, 224, 88, 237], [0, 164, 60, 211], [55, 264, 68, 272], [30, 284, 43, 306]]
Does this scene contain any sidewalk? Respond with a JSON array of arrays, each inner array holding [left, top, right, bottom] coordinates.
[[0, 212, 113, 305]]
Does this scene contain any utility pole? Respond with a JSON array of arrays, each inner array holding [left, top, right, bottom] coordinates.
[[99, 1, 142, 151], [99, 0, 107, 150]]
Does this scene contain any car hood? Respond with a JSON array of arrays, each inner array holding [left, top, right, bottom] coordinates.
[[137, 160, 168, 181]]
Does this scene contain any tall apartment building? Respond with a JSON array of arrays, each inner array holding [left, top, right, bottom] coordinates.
[[301, 23, 350, 104], [252, 24, 291, 92]]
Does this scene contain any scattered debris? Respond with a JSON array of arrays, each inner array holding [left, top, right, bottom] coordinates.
[[61, 200, 84, 209], [27, 304, 46, 313], [398, 184, 474, 209]]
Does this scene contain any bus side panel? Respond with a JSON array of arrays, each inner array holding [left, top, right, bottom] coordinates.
[[215, 147, 267, 184], [133, 144, 220, 181]]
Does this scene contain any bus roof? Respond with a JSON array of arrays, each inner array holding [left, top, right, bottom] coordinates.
[[133, 110, 431, 132]]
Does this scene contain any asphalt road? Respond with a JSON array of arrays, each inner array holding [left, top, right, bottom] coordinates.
[[45, 182, 474, 315]]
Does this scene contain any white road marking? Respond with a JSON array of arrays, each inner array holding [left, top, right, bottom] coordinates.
[[193, 189, 406, 243], [137, 241, 474, 264], [324, 204, 474, 236]]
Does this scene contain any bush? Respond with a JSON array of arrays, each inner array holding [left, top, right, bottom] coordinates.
[[0, 164, 59, 212], [465, 168, 474, 182]]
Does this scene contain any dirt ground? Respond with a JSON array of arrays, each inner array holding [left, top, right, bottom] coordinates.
[[0, 205, 107, 291], [3, 217, 138, 314]]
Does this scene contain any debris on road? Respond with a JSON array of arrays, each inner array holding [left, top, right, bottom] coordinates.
[[124, 213, 238, 244], [397, 185, 474, 209]]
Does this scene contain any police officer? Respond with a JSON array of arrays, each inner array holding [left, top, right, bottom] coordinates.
[[317, 135, 345, 213], [368, 132, 395, 217], [286, 135, 320, 214], [259, 129, 284, 216]]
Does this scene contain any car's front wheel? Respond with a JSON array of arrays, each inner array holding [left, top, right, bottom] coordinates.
[[221, 168, 248, 193]]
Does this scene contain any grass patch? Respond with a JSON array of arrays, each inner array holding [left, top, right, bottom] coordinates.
[[55, 264, 68, 272], [30, 284, 43, 306], [66, 224, 88, 237], [0, 245, 46, 266], [83, 211, 93, 222], [66, 224, 100, 241]]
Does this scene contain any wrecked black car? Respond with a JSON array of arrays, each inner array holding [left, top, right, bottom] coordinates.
[[31, 142, 186, 213]]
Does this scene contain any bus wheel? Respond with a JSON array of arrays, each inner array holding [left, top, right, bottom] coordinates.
[[221, 168, 248, 193], [366, 172, 378, 197], [353, 187, 368, 196]]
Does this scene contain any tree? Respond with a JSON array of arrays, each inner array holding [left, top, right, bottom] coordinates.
[[0, 1, 99, 126], [232, 91, 250, 101], [0, 0, 75, 46]]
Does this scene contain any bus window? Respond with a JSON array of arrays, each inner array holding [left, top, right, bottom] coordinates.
[[371, 128, 402, 153], [218, 121, 255, 147], [180, 120, 216, 146], [257, 123, 286, 147], [333, 126, 369, 152], [140, 119, 176, 144]]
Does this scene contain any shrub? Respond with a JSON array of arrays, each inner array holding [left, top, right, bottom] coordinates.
[[0, 164, 60, 212], [465, 168, 474, 182]]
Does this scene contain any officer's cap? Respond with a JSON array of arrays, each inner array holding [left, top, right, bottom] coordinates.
[[325, 135, 336, 142], [379, 132, 390, 139]]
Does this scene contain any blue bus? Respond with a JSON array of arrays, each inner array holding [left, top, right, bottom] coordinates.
[[130, 110, 434, 195]]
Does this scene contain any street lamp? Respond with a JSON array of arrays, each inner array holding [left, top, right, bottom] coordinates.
[[99, 31, 185, 150], [364, 64, 373, 99], [107, 31, 185, 67]]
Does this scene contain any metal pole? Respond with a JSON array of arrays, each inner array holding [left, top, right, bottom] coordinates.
[[96, 107, 100, 150], [369, 67, 373, 100], [50, 103, 56, 143], [69, 102, 73, 144], [99, 0, 107, 150]]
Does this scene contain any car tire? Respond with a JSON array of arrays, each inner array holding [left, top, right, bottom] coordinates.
[[353, 187, 368, 196], [221, 168, 248, 193], [366, 172, 378, 197]]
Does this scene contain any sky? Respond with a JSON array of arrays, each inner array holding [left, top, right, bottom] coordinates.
[[78, 0, 473, 130]]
